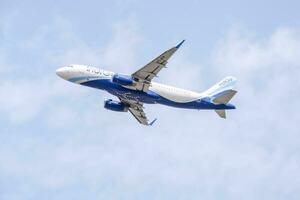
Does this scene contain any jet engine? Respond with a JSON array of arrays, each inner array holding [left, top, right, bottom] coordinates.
[[104, 99, 128, 112], [112, 74, 135, 86]]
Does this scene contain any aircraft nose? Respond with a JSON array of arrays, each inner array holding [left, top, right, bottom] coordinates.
[[56, 67, 68, 79]]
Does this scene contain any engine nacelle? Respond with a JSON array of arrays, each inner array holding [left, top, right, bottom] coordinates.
[[104, 99, 128, 112], [112, 74, 135, 86]]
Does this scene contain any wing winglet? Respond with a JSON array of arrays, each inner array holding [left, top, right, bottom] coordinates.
[[175, 40, 185, 49], [149, 118, 157, 126]]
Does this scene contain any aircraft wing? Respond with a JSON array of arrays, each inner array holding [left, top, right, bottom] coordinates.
[[119, 98, 156, 126], [131, 40, 185, 91]]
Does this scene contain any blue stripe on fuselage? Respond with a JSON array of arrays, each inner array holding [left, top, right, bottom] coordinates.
[[80, 78, 234, 110], [80, 78, 159, 104]]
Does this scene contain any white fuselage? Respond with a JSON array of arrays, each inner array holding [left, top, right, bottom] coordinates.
[[56, 64, 203, 104]]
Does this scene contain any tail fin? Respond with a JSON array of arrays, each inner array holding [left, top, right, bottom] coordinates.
[[204, 76, 237, 119]]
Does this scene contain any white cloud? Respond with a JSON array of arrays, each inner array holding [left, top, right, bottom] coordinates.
[[0, 76, 88, 123], [213, 27, 300, 77], [0, 49, 15, 74], [101, 19, 142, 72]]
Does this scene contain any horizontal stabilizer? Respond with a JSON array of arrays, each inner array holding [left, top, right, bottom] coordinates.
[[213, 90, 237, 104], [215, 110, 226, 118]]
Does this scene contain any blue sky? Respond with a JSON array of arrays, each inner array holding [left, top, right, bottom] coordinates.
[[1, 0, 300, 199]]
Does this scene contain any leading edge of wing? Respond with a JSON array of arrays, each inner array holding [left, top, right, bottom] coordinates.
[[131, 40, 186, 87]]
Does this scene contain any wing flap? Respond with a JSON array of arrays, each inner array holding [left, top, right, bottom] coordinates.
[[128, 107, 148, 125], [119, 98, 155, 126]]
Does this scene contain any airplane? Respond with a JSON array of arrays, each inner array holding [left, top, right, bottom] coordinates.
[[56, 40, 237, 126]]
